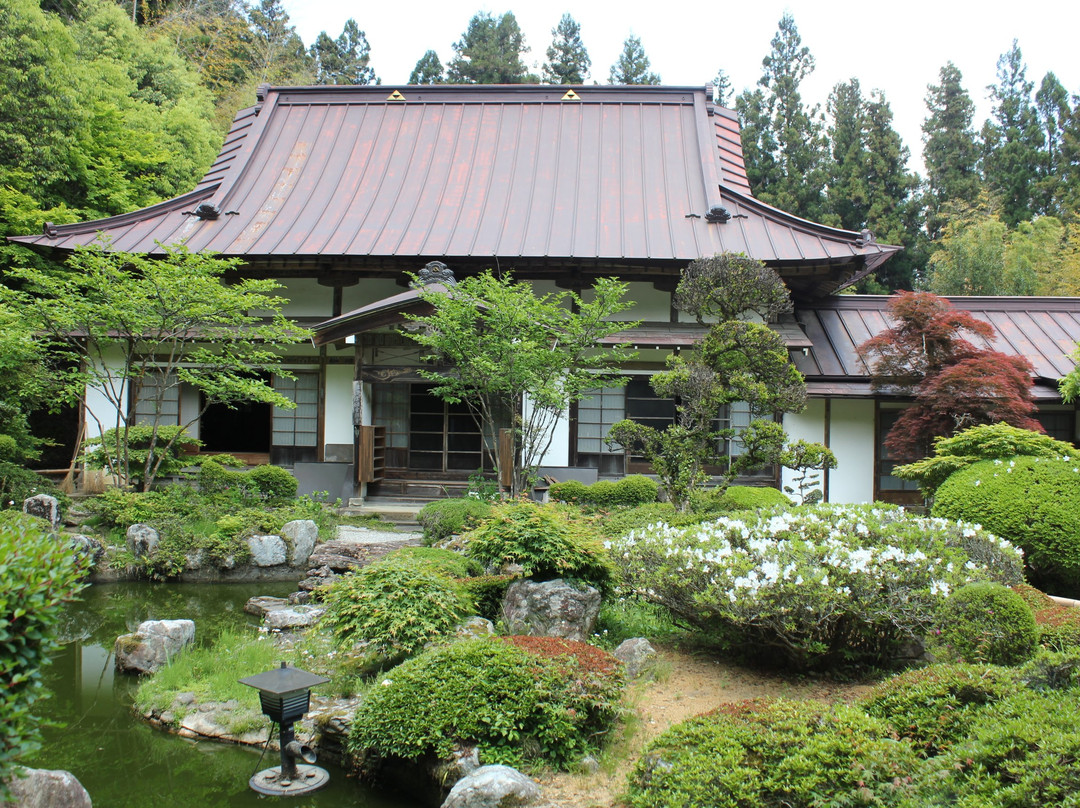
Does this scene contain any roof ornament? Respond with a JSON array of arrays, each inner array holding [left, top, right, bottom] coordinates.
[[411, 260, 456, 288], [183, 203, 221, 221], [855, 228, 875, 247], [561, 89, 581, 101], [705, 205, 732, 223], [387, 90, 407, 102], [43, 222, 58, 238]]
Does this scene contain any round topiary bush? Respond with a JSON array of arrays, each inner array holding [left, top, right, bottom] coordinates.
[[862, 663, 1018, 756], [932, 456, 1080, 593], [417, 498, 493, 545], [613, 475, 659, 506], [464, 501, 616, 591], [348, 637, 624, 772], [584, 479, 619, 507], [930, 581, 1038, 665], [318, 554, 475, 656], [626, 699, 917, 808], [547, 479, 588, 504], [716, 485, 790, 512], [242, 464, 298, 504]]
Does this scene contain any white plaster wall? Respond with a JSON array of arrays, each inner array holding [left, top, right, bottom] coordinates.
[[324, 364, 354, 445], [579, 281, 669, 322], [82, 349, 128, 440], [522, 394, 570, 467], [342, 278, 407, 311], [781, 400, 826, 503], [272, 278, 333, 318], [827, 399, 876, 504]]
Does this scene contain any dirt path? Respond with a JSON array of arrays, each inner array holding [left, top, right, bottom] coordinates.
[[535, 647, 874, 808]]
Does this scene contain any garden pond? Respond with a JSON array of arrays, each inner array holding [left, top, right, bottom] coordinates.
[[29, 581, 412, 808]]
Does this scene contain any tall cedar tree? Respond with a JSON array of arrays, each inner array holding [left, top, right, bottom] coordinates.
[[712, 69, 734, 106], [246, 0, 311, 84], [409, 50, 444, 84], [857, 291, 1040, 462], [980, 41, 1044, 226], [542, 14, 590, 84], [735, 13, 827, 221], [1033, 72, 1072, 216], [446, 11, 533, 84], [608, 35, 660, 85], [922, 62, 982, 240], [310, 19, 377, 85]]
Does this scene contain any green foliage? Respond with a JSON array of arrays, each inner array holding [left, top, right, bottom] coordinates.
[[408, 49, 444, 84], [715, 485, 791, 512], [309, 19, 376, 85], [0, 519, 88, 794], [406, 271, 637, 496], [1013, 584, 1080, 651], [547, 479, 589, 504], [593, 594, 680, 650], [922, 61, 982, 239], [0, 461, 59, 509], [542, 13, 590, 84], [349, 638, 623, 771], [196, 456, 239, 495], [614, 475, 660, 506], [464, 502, 616, 592], [8, 243, 310, 490], [626, 699, 917, 808], [241, 464, 297, 505], [319, 554, 474, 657], [930, 582, 1038, 665], [392, 546, 483, 579], [417, 498, 493, 545], [863, 663, 1018, 757], [548, 476, 657, 507], [83, 425, 199, 488], [899, 688, 1080, 807], [932, 456, 1080, 593], [460, 574, 516, 622], [446, 11, 534, 84], [608, 35, 660, 85], [610, 504, 1024, 670], [584, 479, 618, 507], [895, 422, 1077, 497]]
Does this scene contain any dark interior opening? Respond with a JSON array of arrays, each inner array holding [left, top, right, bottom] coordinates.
[[199, 399, 271, 453], [26, 404, 81, 471]]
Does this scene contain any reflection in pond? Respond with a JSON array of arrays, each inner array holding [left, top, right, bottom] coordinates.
[[30, 582, 412, 808]]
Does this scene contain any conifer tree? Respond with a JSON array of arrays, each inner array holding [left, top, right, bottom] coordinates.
[[246, 0, 311, 84], [542, 13, 590, 84], [981, 41, 1044, 226], [1033, 71, 1071, 216], [310, 19, 377, 85], [409, 50, 444, 84], [711, 69, 734, 106], [446, 11, 533, 84], [608, 35, 660, 85], [922, 62, 982, 239]]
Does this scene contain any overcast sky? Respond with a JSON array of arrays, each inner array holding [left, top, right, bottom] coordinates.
[[280, 0, 1079, 175]]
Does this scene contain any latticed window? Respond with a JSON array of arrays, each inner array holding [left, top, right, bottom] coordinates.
[[272, 372, 319, 447], [132, 371, 179, 425]]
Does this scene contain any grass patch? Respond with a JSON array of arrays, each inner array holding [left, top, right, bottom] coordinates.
[[591, 594, 682, 650]]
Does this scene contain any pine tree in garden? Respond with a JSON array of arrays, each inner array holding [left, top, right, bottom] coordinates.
[[980, 41, 1044, 226], [922, 62, 982, 240], [446, 11, 533, 84], [858, 291, 1040, 462], [608, 35, 660, 85], [542, 13, 590, 84], [310, 19, 377, 85]]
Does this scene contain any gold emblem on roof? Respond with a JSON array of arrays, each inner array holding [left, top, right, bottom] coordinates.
[[387, 90, 406, 101], [561, 89, 581, 101]]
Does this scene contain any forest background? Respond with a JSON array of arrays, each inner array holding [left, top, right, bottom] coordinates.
[[2, 0, 1079, 298]]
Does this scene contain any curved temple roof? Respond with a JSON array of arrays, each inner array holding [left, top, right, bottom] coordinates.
[[12, 84, 897, 296]]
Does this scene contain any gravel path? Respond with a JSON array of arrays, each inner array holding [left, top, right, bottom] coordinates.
[[334, 524, 422, 544]]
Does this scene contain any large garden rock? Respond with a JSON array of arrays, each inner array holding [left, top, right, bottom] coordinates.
[[125, 523, 159, 559], [614, 637, 658, 679], [115, 619, 195, 674], [244, 595, 290, 617], [307, 538, 414, 572], [265, 605, 324, 630], [1, 767, 92, 808], [281, 519, 319, 566], [441, 764, 542, 808], [22, 494, 60, 529], [69, 534, 105, 566], [501, 579, 601, 642], [247, 534, 287, 566]]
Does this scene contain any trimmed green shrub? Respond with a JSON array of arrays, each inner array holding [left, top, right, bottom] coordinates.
[[0, 520, 88, 796], [547, 479, 588, 504], [613, 475, 659, 505], [242, 464, 297, 504], [1019, 648, 1080, 692], [716, 485, 790, 512], [896, 423, 1078, 497], [348, 637, 623, 772], [196, 457, 241, 495], [319, 554, 474, 656], [626, 699, 917, 808], [610, 504, 1024, 670], [1013, 584, 1080, 651], [585, 479, 619, 507], [417, 498, 492, 545], [899, 688, 1080, 808], [464, 501, 616, 591], [0, 461, 59, 510], [862, 663, 1018, 756], [932, 456, 1080, 593], [931, 582, 1038, 665], [392, 546, 484, 579]]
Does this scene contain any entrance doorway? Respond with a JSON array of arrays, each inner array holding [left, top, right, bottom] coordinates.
[[373, 383, 489, 474]]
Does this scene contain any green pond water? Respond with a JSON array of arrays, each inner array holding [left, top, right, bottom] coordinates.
[[29, 581, 416, 808]]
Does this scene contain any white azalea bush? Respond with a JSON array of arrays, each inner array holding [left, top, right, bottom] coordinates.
[[608, 504, 1024, 670]]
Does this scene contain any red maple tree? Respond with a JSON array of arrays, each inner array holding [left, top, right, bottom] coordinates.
[[857, 291, 1041, 461]]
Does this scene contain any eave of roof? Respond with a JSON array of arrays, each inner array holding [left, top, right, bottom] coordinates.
[[10, 84, 896, 289]]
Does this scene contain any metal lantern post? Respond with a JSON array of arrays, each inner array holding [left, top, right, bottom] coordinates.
[[239, 662, 330, 796]]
